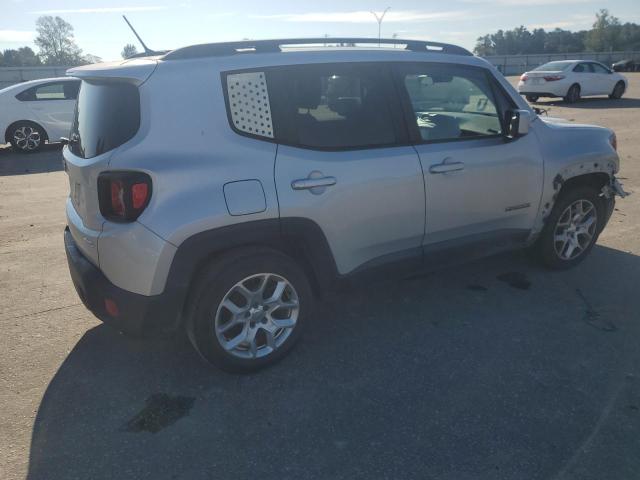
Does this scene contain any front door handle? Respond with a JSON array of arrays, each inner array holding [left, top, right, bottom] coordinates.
[[291, 176, 337, 190], [429, 161, 465, 174]]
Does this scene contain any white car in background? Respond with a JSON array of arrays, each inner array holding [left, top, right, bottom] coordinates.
[[517, 60, 627, 103], [0, 77, 80, 153]]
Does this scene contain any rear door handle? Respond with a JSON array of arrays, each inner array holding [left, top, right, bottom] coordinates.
[[429, 162, 465, 174], [291, 176, 337, 190]]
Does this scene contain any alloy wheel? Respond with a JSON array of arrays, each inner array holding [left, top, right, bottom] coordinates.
[[553, 199, 598, 260], [13, 126, 41, 151], [214, 273, 299, 359]]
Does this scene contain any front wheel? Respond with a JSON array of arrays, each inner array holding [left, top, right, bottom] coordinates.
[[609, 81, 625, 99], [526, 95, 539, 103], [535, 186, 605, 270], [186, 249, 313, 372], [564, 84, 581, 103]]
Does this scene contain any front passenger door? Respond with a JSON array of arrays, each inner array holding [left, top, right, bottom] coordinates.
[[394, 63, 544, 250]]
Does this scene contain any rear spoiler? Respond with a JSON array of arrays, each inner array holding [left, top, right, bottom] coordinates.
[[66, 58, 158, 86]]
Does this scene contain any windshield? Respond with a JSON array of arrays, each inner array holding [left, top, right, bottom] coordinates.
[[69, 81, 140, 159], [533, 61, 574, 72]]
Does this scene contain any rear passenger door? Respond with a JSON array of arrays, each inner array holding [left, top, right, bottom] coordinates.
[[23, 81, 79, 140], [269, 63, 426, 276], [393, 63, 543, 252]]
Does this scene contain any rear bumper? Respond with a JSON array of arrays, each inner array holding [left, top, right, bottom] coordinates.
[[64, 226, 181, 336], [519, 91, 561, 98], [517, 81, 568, 97]]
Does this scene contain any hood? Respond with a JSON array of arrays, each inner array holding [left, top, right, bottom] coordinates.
[[541, 116, 606, 129]]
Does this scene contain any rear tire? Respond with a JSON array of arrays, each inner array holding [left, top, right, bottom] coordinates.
[[609, 81, 625, 99], [534, 186, 606, 270], [526, 95, 539, 103], [186, 248, 313, 373], [8, 121, 45, 153], [564, 84, 581, 103]]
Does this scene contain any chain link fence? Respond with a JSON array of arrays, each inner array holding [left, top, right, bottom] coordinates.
[[0, 66, 72, 90], [484, 51, 640, 76]]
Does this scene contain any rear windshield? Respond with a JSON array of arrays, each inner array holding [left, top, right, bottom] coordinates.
[[69, 81, 140, 159], [533, 61, 574, 72]]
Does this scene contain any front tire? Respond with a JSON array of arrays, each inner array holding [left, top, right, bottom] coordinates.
[[186, 249, 313, 372], [564, 84, 581, 103], [609, 81, 625, 99], [526, 95, 539, 103], [8, 121, 45, 153], [535, 186, 605, 270]]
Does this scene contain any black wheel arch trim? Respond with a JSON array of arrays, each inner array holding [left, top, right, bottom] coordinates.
[[161, 217, 339, 330]]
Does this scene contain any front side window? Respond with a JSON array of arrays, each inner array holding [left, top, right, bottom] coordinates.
[[590, 63, 610, 74], [270, 64, 398, 149], [399, 65, 503, 142]]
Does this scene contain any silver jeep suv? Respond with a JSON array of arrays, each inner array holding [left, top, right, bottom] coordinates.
[[63, 38, 628, 372]]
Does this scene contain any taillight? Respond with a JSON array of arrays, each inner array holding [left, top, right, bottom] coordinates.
[[610, 132, 617, 151], [110, 180, 126, 216], [520, 74, 528, 82], [543, 75, 565, 82], [98, 171, 152, 222]]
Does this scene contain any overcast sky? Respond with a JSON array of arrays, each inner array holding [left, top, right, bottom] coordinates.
[[1, 0, 639, 61]]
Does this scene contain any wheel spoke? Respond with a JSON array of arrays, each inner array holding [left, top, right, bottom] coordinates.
[[266, 280, 287, 303], [222, 298, 244, 316], [264, 329, 276, 350], [271, 317, 296, 329], [563, 242, 575, 259], [218, 318, 239, 334], [223, 324, 249, 351]]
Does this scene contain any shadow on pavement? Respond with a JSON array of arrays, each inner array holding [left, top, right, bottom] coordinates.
[[534, 96, 640, 109], [0, 143, 63, 176], [27, 246, 640, 479]]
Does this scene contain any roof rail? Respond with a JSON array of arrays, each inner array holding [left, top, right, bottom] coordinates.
[[163, 38, 473, 61]]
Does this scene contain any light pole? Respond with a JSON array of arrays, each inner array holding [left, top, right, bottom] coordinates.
[[370, 7, 390, 46]]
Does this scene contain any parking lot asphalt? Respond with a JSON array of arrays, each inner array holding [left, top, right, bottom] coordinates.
[[1, 74, 640, 480]]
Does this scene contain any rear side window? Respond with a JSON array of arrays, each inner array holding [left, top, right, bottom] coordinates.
[[223, 64, 400, 150], [16, 81, 80, 101], [273, 64, 397, 149], [69, 81, 140, 159]]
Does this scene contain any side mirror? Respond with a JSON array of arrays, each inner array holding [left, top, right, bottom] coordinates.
[[504, 109, 531, 139]]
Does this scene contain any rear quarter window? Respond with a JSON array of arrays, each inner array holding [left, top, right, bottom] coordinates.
[[224, 71, 274, 138], [69, 81, 140, 159]]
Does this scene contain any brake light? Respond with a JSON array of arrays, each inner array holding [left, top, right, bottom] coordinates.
[[543, 75, 565, 82], [98, 172, 152, 222], [610, 132, 617, 151], [520, 74, 528, 82]]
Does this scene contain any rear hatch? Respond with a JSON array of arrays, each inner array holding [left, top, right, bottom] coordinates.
[[64, 58, 157, 264]]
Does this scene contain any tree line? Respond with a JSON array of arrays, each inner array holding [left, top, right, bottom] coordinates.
[[475, 10, 640, 56], [0, 16, 133, 67]]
